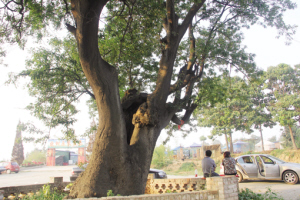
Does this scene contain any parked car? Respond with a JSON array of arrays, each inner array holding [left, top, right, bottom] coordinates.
[[70, 164, 167, 181], [149, 168, 168, 179], [0, 161, 20, 174], [220, 154, 300, 184], [0, 166, 6, 174], [70, 164, 88, 181]]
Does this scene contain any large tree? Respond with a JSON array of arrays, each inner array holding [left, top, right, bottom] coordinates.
[[197, 76, 254, 153], [265, 64, 300, 150], [248, 76, 275, 151], [1, 0, 297, 198]]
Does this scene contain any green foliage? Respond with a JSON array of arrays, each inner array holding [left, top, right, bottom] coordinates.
[[165, 189, 177, 193], [179, 162, 196, 172], [2, 0, 297, 144], [200, 136, 206, 142], [77, 161, 88, 169], [151, 144, 173, 169], [265, 64, 300, 149], [239, 188, 283, 200], [266, 64, 300, 127], [11, 121, 25, 165], [106, 190, 121, 197], [66, 183, 73, 189], [22, 184, 67, 200], [107, 190, 114, 197], [196, 76, 255, 152], [270, 149, 286, 158], [268, 136, 277, 143], [280, 125, 300, 148], [24, 149, 46, 163]]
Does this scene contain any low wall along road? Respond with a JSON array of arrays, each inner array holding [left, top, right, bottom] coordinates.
[[0, 176, 239, 200]]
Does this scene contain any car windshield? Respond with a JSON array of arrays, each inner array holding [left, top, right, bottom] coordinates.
[[267, 155, 285, 164]]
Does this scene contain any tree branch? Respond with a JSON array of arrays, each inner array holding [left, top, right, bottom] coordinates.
[[178, 0, 206, 40]]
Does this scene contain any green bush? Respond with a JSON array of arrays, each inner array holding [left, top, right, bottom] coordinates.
[[24, 149, 46, 164], [151, 144, 174, 169], [239, 188, 283, 200], [21, 184, 67, 200]]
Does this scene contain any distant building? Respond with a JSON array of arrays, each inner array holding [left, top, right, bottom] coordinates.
[[189, 143, 202, 158], [255, 141, 276, 152], [233, 141, 250, 153]]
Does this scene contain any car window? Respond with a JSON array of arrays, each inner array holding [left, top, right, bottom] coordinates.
[[12, 162, 18, 166], [255, 156, 262, 164], [260, 156, 274, 164], [237, 157, 244, 164], [237, 156, 253, 164], [268, 155, 285, 164]]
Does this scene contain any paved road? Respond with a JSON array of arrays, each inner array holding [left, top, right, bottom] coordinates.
[[0, 165, 74, 187], [239, 180, 300, 200], [1, 166, 300, 200]]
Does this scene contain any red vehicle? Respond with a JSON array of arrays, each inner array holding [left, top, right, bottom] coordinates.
[[0, 162, 20, 174]]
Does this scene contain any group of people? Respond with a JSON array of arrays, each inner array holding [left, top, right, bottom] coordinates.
[[201, 150, 236, 178]]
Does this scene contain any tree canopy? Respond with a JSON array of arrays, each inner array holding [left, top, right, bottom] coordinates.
[[265, 63, 300, 149], [1, 0, 298, 198]]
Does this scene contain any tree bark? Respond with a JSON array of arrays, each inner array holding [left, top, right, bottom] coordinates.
[[67, 0, 204, 198], [259, 124, 265, 152], [229, 132, 234, 154], [67, 0, 163, 197], [288, 125, 298, 150], [224, 132, 229, 151]]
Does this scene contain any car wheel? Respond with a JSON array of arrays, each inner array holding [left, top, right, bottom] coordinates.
[[283, 171, 299, 184], [237, 171, 243, 183], [7, 169, 11, 174], [15, 171, 19, 173]]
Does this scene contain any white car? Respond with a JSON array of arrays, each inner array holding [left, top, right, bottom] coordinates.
[[220, 154, 300, 184]]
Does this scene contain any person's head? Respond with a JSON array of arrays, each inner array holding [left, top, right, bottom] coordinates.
[[223, 151, 230, 158], [205, 150, 212, 157]]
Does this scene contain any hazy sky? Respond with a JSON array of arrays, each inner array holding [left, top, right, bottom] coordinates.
[[0, 5, 300, 161]]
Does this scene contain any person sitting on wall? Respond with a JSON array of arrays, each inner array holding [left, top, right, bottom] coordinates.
[[222, 151, 237, 176], [202, 150, 220, 178]]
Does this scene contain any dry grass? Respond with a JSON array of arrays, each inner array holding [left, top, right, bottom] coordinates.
[[161, 155, 224, 176], [270, 149, 300, 163]]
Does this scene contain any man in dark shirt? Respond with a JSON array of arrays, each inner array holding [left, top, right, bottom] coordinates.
[[202, 150, 220, 178]]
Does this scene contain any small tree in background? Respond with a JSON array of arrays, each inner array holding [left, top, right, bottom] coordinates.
[[268, 136, 277, 143], [200, 136, 207, 146], [24, 148, 46, 163], [151, 144, 173, 169], [265, 64, 300, 150], [281, 125, 300, 149], [11, 121, 24, 165]]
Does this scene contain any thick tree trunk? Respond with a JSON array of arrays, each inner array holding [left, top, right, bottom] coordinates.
[[224, 132, 229, 151], [67, 0, 203, 198], [229, 132, 234, 154], [288, 125, 298, 150], [259, 124, 265, 152], [67, 0, 163, 198]]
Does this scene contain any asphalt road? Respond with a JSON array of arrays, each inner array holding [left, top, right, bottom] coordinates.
[[239, 180, 300, 200], [0, 165, 74, 187], [1, 166, 300, 200]]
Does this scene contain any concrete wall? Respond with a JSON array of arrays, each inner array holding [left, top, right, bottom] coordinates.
[[206, 176, 239, 200], [0, 177, 69, 198], [0, 176, 239, 200], [145, 175, 206, 194]]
